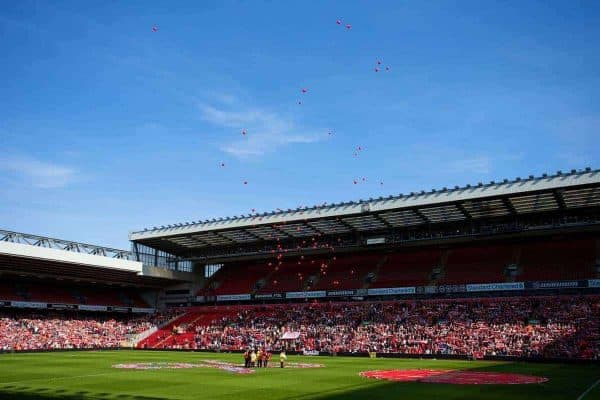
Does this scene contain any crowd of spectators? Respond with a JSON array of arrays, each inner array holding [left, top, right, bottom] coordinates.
[[179, 296, 600, 359], [0, 311, 174, 351], [2, 297, 598, 360]]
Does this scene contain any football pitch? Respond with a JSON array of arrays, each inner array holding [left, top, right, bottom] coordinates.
[[0, 350, 599, 400]]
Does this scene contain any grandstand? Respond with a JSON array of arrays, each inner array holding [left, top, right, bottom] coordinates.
[[1, 168, 600, 361], [128, 168, 599, 305]]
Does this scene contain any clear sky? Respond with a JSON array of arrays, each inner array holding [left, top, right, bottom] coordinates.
[[1, 1, 598, 249]]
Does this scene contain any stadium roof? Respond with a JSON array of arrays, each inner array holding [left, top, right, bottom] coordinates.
[[130, 168, 600, 255], [0, 230, 182, 286], [1, 229, 132, 260]]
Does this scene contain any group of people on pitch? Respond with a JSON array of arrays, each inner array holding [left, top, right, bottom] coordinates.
[[243, 349, 287, 368]]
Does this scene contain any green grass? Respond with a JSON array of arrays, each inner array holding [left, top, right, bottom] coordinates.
[[0, 350, 599, 400]]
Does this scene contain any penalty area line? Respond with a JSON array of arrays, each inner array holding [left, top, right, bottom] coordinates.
[[577, 378, 600, 400], [0, 372, 121, 385]]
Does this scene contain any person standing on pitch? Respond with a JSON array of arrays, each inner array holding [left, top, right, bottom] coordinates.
[[257, 348, 263, 368], [279, 350, 287, 368], [250, 349, 257, 367], [243, 349, 249, 368]]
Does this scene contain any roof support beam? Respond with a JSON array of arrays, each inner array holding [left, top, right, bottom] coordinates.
[[455, 203, 472, 219], [373, 213, 393, 228], [269, 224, 292, 238], [214, 231, 237, 244], [336, 218, 357, 231], [553, 189, 567, 211], [502, 197, 518, 216], [305, 222, 326, 235], [240, 229, 264, 241], [413, 209, 430, 224]]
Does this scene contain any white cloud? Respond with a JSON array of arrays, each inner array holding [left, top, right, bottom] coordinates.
[[199, 104, 323, 158], [448, 156, 492, 174], [0, 156, 78, 189]]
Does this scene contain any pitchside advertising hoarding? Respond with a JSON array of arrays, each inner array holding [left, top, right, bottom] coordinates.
[[11, 301, 47, 309], [0, 300, 155, 312], [466, 282, 525, 292], [79, 304, 108, 312], [252, 293, 284, 300], [49, 303, 78, 310], [588, 279, 600, 288], [367, 287, 415, 296], [286, 291, 327, 299], [528, 280, 583, 290], [216, 294, 252, 302], [327, 289, 367, 297]]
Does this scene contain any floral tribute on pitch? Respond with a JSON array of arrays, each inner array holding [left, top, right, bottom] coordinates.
[[112, 360, 324, 374], [359, 369, 548, 385]]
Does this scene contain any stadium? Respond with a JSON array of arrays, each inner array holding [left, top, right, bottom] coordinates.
[[2, 2, 600, 399], [1, 168, 600, 399]]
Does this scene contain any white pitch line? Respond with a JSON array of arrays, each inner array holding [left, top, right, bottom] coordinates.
[[0, 372, 120, 385], [577, 378, 600, 400]]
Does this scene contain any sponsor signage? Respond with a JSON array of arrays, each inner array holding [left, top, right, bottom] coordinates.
[[50, 303, 78, 310], [327, 289, 357, 297], [303, 350, 319, 356], [109, 306, 130, 312], [195, 296, 206, 303], [132, 307, 155, 313], [437, 284, 466, 293], [216, 294, 251, 302], [252, 293, 284, 300], [78, 304, 108, 312], [11, 301, 47, 309], [466, 282, 524, 292], [285, 291, 326, 299], [588, 279, 600, 288], [367, 287, 416, 296], [0, 301, 10, 307], [529, 281, 581, 290], [423, 286, 438, 294], [366, 237, 386, 245]]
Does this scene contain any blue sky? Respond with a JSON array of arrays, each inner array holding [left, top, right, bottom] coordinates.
[[1, 0, 598, 249]]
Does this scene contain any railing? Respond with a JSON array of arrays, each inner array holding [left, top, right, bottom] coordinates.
[[0, 229, 132, 260]]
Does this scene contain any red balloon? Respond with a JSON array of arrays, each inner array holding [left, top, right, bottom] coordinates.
[[374, 68, 380, 72], [220, 162, 225, 167], [241, 129, 247, 135], [385, 66, 390, 71], [243, 181, 248, 185], [346, 24, 352, 29], [301, 88, 308, 93], [152, 26, 158, 32], [336, 20, 342, 25]]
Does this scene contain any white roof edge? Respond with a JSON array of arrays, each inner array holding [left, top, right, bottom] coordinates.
[[0, 241, 143, 273], [130, 169, 599, 241]]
